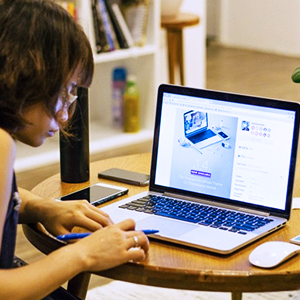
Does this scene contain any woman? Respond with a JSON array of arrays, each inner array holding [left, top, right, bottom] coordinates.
[[0, 1, 149, 299]]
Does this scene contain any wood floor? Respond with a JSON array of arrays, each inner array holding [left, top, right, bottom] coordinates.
[[14, 43, 300, 290], [206, 43, 300, 102]]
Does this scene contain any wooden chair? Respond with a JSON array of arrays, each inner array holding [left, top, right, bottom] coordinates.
[[161, 13, 200, 85]]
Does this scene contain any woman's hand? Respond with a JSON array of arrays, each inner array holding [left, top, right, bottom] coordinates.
[[72, 218, 150, 271], [40, 199, 114, 237], [18, 188, 114, 237]]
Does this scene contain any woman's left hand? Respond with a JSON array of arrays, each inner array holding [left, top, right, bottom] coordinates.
[[40, 199, 114, 236], [18, 188, 114, 236]]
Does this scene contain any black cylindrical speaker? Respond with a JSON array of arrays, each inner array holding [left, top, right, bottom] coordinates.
[[60, 87, 90, 183]]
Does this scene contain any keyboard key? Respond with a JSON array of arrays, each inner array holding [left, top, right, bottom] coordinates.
[[219, 227, 228, 231]]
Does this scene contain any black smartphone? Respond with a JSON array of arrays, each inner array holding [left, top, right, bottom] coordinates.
[[58, 183, 128, 206], [98, 168, 150, 186]]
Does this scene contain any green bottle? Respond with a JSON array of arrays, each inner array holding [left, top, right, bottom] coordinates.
[[124, 75, 140, 132]]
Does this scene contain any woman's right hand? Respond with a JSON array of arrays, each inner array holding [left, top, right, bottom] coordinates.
[[71, 218, 149, 272]]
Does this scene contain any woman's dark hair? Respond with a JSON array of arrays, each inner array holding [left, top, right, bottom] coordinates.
[[0, 0, 94, 132]]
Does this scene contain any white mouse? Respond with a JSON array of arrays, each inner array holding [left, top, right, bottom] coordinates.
[[249, 241, 300, 268]]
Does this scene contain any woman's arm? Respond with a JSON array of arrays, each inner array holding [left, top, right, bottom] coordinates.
[[0, 130, 149, 300], [0, 219, 149, 300]]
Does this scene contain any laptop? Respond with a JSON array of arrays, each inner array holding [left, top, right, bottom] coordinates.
[[101, 84, 300, 254], [183, 110, 222, 150]]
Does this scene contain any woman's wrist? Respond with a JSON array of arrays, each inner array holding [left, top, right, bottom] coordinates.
[[18, 190, 58, 224], [63, 242, 91, 273]]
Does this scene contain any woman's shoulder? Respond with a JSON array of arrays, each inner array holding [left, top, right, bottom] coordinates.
[[0, 128, 16, 159], [0, 128, 15, 145]]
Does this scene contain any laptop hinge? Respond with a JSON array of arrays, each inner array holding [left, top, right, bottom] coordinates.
[[163, 192, 271, 217]]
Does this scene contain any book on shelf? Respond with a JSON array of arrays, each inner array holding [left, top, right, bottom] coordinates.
[[104, 0, 133, 49], [91, 0, 135, 53], [110, 1, 134, 48], [98, 0, 120, 51], [92, 0, 110, 53]]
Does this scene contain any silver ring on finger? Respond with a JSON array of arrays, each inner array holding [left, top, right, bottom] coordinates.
[[133, 235, 139, 248]]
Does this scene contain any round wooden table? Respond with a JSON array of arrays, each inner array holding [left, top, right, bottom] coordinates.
[[23, 153, 300, 300]]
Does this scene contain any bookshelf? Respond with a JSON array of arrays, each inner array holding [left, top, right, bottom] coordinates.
[[15, 0, 160, 172]]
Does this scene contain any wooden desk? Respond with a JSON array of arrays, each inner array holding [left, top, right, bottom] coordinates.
[[23, 153, 300, 300]]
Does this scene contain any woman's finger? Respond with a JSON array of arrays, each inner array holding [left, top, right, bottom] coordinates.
[[74, 200, 114, 225], [127, 248, 147, 262], [124, 231, 150, 253], [114, 219, 136, 231], [78, 208, 114, 228]]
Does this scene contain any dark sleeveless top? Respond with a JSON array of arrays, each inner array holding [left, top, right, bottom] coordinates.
[[0, 173, 20, 269]]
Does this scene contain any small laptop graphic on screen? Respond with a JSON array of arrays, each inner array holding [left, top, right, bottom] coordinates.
[[101, 84, 300, 254], [183, 110, 222, 150]]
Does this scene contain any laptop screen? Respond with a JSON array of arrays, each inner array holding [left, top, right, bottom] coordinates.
[[151, 85, 300, 218]]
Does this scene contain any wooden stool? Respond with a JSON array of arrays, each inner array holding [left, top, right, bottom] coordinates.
[[161, 13, 200, 85]]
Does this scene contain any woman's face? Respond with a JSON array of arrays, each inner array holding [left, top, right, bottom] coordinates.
[[13, 70, 80, 147]]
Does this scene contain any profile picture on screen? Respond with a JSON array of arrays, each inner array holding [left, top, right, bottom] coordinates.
[[241, 120, 250, 131]]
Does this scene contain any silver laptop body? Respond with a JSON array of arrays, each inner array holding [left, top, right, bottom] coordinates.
[[101, 84, 300, 254]]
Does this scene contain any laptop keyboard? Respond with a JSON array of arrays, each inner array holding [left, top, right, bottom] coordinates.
[[189, 129, 216, 143], [119, 195, 274, 235]]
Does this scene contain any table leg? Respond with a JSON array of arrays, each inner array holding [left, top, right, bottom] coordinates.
[[177, 30, 184, 86], [67, 272, 91, 300], [232, 292, 242, 300], [166, 29, 176, 84], [166, 28, 185, 85]]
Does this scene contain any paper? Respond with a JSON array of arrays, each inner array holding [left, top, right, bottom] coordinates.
[[292, 197, 300, 209]]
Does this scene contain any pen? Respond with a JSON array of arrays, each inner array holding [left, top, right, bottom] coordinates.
[[57, 230, 159, 241], [142, 230, 159, 235]]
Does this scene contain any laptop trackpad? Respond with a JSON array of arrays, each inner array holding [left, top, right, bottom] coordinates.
[[136, 217, 197, 238]]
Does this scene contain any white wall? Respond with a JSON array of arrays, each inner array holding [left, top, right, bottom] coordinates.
[[159, 0, 206, 88], [218, 0, 300, 57], [207, 0, 220, 38]]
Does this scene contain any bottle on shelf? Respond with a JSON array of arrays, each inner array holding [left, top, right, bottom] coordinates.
[[123, 74, 140, 133], [112, 67, 127, 127]]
